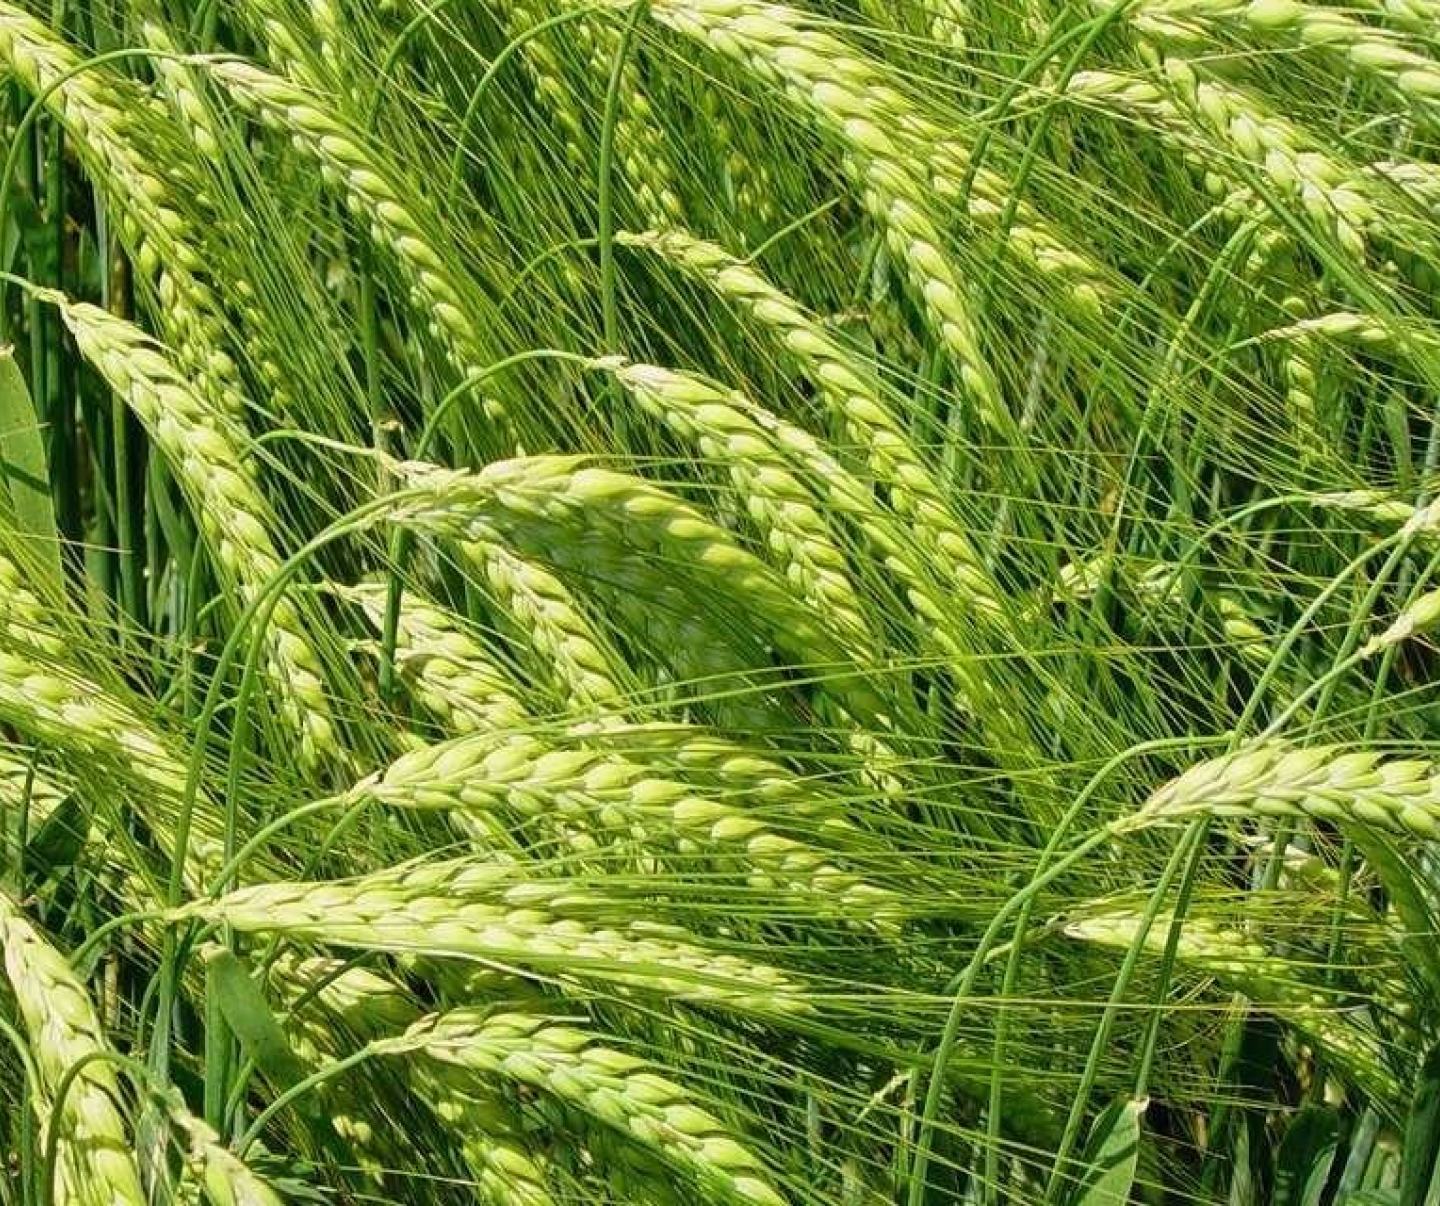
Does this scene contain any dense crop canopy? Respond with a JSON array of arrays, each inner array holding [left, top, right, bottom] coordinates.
[[0, 0, 1438, 1202]]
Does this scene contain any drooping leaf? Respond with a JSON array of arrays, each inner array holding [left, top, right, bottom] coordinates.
[[1070, 1097, 1147, 1206], [204, 947, 307, 1089]]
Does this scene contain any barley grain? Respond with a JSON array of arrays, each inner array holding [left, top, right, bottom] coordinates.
[[380, 1008, 787, 1205], [184, 860, 811, 1015], [53, 297, 337, 769], [343, 728, 896, 918], [1128, 743, 1440, 837], [0, 892, 145, 1205]]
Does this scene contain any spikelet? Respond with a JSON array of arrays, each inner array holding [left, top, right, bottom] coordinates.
[[266, 951, 422, 1055], [1061, 63, 1377, 259], [416, 1069, 557, 1206], [606, 0, 1108, 314], [51, 297, 337, 770], [379, 1009, 787, 1205], [569, 720, 831, 817], [589, 0, 1004, 425], [578, 565, 785, 727], [135, 4, 310, 424], [468, 542, 637, 717], [133, 3, 223, 158], [345, 581, 530, 733], [1065, 906, 1401, 1103], [0, 545, 65, 658], [494, 0, 595, 178], [258, 950, 424, 1185], [1125, 743, 1440, 837], [342, 728, 897, 919], [1361, 0, 1440, 38], [695, 79, 780, 231], [600, 358, 878, 658], [391, 456, 886, 724], [0, 649, 226, 884], [1110, 0, 1440, 120], [615, 229, 1001, 621], [209, 57, 507, 427], [1303, 487, 1438, 535], [0, 2, 247, 420], [928, 0, 969, 50], [573, 16, 688, 227], [172, 1111, 285, 1206], [0, 892, 145, 1205], [182, 860, 811, 1015], [0, 751, 74, 861]]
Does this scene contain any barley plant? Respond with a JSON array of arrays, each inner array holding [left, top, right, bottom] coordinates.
[[2, 0, 1440, 1201]]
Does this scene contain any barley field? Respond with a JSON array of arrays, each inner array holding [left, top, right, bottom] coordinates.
[[0, 0, 1438, 1202]]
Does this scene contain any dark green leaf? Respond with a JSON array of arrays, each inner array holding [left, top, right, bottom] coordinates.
[[1274, 1107, 1337, 1206], [23, 791, 87, 881], [1402, 1043, 1440, 1206]]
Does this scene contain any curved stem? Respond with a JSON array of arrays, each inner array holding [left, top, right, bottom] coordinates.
[[598, 0, 650, 364]]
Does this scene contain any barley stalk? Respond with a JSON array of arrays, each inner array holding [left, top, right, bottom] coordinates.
[[0, 892, 145, 1205], [342, 727, 897, 919], [1127, 743, 1440, 837], [182, 860, 811, 1015], [379, 1008, 787, 1205], [1065, 906, 1401, 1102], [52, 297, 338, 769], [0, 3, 248, 420]]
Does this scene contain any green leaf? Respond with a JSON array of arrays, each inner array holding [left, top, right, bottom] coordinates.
[[1402, 1043, 1440, 1206], [1274, 1107, 1337, 1206], [23, 791, 87, 883], [1071, 1097, 1147, 1206], [204, 947, 307, 1089], [0, 345, 61, 598]]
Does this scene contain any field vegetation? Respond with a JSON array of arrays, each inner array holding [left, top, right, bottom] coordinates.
[[1, 0, 1439, 1201]]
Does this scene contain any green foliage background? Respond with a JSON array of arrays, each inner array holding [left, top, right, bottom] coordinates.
[[0, 0, 1439, 1201]]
